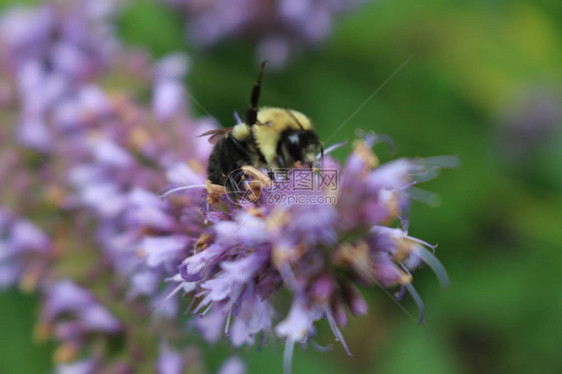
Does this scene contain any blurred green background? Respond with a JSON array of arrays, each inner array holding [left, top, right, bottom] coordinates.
[[1, 0, 562, 373]]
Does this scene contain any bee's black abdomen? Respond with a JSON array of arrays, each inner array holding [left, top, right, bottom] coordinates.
[[207, 135, 252, 188]]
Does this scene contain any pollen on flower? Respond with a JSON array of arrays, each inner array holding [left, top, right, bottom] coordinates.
[[44, 185, 66, 206], [246, 207, 265, 218], [194, 233, 213, 253], [266, 209, 289, 230], [272, 242, 308, 267], [131, 127, 151, 149], [352, 139, 379, 169], [398, 272, 414, 285], [205, 180, 226, 204], [54, 342, 79, 363], [241, 165, 273, 186], [333, 242, 371, 273], [378, 189, 401, 222], [18, 265, 42, 293]]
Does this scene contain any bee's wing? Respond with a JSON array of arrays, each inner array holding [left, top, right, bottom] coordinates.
[[197, 127, 234, 144]]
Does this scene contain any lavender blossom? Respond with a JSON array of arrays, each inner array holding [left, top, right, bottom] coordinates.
[[38, 280, 121, 365], [55, 359, 96, 374], [157, 341, 184, 374], [162, 0, 368, 68], [0, 2, 453, 374], [0, 0, 121, 151], [0, 209, 51, 290], [0, 1, 211, 372], [153, 135, 455, 373], [217, 356, 246, 374]]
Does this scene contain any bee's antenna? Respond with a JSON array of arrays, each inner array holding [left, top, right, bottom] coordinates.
[[245, 61, 267, 126]]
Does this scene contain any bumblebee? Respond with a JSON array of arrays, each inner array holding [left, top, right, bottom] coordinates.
[[200, 62, 323, 193]]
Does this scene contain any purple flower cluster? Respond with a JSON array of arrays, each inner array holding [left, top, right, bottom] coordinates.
[[39, 280, 121, 366], [0, 0, 120, 152], [0, 1, 212, 372], [0, 1, 453, 373], [0, 208, 51, 290], [155, 137, 454, 373], [162, 0, 367, 68]]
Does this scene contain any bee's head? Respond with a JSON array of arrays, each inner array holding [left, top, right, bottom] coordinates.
[[276, 129, 320, 169], [252, 108, 322, 169]]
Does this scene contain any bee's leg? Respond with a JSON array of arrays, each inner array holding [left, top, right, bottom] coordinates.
[[245, 61, 267, 126]]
